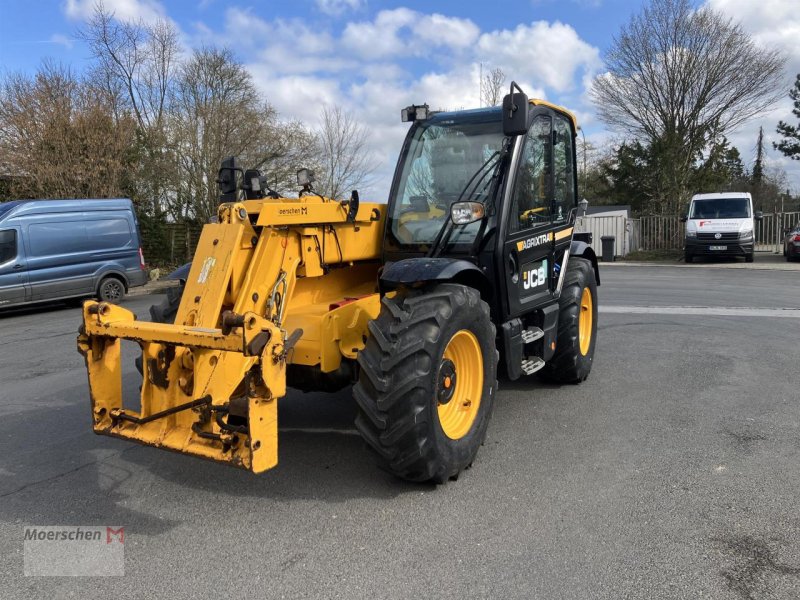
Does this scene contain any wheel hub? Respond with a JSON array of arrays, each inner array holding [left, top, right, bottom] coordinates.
[[437, 359, 457, 405]]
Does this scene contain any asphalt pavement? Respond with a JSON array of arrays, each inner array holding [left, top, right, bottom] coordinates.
[[1, 264, 799, 599]]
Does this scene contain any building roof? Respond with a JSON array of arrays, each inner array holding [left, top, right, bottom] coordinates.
[[586, 204, 631, 215]]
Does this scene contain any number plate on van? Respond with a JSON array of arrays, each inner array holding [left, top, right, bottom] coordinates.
[[709, 245, 727, 251]]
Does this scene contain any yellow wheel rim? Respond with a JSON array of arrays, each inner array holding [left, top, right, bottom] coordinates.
[[437, 329, 483, 440], [578, 287, 593, 356]]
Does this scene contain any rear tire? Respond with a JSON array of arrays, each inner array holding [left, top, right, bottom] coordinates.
[[353, 284, 498, 483], [97, 277, 125, 303], [539, 257, 597, 384]]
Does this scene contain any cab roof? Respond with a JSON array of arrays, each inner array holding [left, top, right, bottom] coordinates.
[[427, 99, 579, 132]]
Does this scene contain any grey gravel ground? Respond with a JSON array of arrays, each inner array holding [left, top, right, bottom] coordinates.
[[0, 264, 798, 599]]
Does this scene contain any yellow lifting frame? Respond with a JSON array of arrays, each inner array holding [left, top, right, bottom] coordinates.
[[77, 197, 385, 473]]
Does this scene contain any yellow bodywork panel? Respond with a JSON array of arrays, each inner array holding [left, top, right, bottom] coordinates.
[[77, 197, 385, 473]]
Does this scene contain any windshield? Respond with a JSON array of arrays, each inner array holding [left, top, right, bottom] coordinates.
[[390, 111, 505, 246], [690, 198, 750, 219]]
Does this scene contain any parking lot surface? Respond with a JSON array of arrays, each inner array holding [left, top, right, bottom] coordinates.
[[1, 265, 798, 599]]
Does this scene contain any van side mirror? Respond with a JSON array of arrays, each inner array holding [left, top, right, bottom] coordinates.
[[680, 214, 688, 223], [502, 81, 529, 137], [754, 211, 763, 221]]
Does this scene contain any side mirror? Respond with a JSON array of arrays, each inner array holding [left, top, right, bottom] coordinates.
[[502, 81, 529, 137], [680, 214, 688, 223], [754, 211, 763, 221], [217, 156, 242, 202]]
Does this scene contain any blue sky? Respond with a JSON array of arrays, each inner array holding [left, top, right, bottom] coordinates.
[[1, 0, 798, 198]]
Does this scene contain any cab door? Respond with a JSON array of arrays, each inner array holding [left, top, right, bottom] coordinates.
[[502, 113, 556, 317], [501, 110, 577, 318], [0, 227, 29, 307]]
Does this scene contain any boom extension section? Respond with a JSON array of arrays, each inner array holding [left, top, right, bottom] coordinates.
[[77, 198, 384, 472]]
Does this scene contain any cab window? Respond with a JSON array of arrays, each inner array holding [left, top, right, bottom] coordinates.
[[0, 230, 16, 264], [509, 115, 552, 233], [553, 115, 575, 223]]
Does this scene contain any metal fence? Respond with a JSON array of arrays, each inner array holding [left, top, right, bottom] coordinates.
[[577, 211, 800, 256], [756, 212, 800, 252], [142, 222, 204, 266]]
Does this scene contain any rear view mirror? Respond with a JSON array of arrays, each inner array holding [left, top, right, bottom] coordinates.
[[217, 156, 242, 202], [754, 211, 763, 221], [680, 214, 688, 223], [502, 81, 529, 137]]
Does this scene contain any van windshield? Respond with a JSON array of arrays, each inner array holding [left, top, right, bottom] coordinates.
[[690, 198, 750, 219]]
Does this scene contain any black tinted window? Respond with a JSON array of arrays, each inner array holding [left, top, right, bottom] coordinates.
[[510, 115, 552, 233], [0, 230, 16, 263]]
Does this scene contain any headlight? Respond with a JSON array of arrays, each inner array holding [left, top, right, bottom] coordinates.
[[686, 230, 697, 239], [739, 229, 753, 239]]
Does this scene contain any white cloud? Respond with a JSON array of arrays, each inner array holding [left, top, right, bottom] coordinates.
[[706, 0, 800, 190], [151, 8, 601, 198], [708, 0, 800, 74], [477, 21, 601, 93], [49, 34, 75, 49], [316, 0, 363, 16], [342, 8, 419, 58], [64, 0, 167, 23], [342, 9, 479, 59], [415, 14, 480, 51]]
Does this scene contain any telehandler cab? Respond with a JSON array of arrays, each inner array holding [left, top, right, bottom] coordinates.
[[78, 83, 599, 483]]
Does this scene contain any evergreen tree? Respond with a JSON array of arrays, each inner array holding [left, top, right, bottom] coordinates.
[[752, 126, 764, 184], [774, 74, 800, 160]]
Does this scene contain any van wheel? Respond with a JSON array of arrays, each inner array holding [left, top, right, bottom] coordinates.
[[745, 253, 754, 263], [98, 277, 125, 303]]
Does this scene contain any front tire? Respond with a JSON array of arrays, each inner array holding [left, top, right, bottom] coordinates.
[[540, 257, 598, 384], [745, 253, 754, 263], [353, 284, 498, 483], [684, 252, 693, 264]]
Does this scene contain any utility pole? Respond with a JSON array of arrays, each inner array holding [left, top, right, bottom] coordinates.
[[479, 62, 483, 106]]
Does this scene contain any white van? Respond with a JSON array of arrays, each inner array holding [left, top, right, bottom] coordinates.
[[682, 192, 762, 263]]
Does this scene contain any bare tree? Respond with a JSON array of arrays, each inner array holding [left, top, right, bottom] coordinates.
[[481, 67, 506, 107], [590, 0, 785, 213], [79, 3, 181, 216], [316, 105, 378, 200], [171, 47, 319, 221], [171, 47, 262, 221], [0, 61, 136, 200]]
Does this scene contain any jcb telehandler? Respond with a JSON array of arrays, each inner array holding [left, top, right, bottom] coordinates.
[[78, 84, 599, 483]]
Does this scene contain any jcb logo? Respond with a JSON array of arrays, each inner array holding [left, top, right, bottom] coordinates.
[[521, 261, 547, 291]]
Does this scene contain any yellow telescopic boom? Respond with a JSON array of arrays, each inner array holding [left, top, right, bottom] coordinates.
[[77, 197, 385, 472]]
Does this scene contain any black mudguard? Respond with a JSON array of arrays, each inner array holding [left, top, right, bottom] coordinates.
[[570, 240, 600, 286], [380, 258, 493, 301]]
